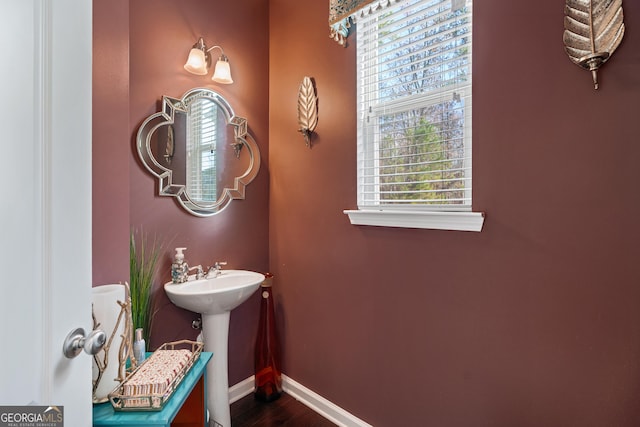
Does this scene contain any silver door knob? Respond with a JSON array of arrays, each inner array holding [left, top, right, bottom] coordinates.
[[62, 327, 106, 359]]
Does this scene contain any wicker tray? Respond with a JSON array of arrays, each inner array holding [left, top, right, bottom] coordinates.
[[108, 340, 203, 411]]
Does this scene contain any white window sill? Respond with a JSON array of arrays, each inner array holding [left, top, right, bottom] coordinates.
[[343, 209, 485, 232]]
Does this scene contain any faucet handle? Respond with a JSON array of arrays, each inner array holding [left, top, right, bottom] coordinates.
[[206, 261, 227, 278]]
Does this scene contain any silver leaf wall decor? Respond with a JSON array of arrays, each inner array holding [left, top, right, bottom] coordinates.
[[297, 76, 318, 147], [563, 0, 625, 90]]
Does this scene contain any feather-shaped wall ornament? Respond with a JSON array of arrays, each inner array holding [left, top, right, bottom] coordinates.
[[297, 76, 318, 147], [563, 0, 624, 90]]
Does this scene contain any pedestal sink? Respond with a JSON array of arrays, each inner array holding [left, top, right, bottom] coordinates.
[[164, 270, 265, 427]]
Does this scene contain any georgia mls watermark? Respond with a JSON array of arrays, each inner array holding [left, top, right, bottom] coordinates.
[[0, 406, 63, 427]]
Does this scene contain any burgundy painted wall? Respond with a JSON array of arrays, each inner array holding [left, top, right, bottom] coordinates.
[[93, 0, 130, 285], [270, 1, 640, 426], [126, 0, 269, 384]]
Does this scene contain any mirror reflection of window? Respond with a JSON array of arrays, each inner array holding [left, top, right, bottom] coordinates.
[[187, 99, 219, 202]]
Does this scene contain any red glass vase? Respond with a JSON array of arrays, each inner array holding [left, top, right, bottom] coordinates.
[[254, 273, 282, 401]]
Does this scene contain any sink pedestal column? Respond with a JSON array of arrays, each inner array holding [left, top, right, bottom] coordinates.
[[163, 271, 265, 426], [202, 312, 231, 427]]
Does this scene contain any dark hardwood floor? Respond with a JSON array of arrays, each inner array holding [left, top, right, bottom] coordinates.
[[230, 392, 338, 427]]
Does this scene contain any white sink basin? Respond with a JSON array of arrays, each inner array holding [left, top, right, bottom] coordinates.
[[164, 270, 265, 315]]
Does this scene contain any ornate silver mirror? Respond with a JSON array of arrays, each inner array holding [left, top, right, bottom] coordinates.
[[137, 88, 260, 216]]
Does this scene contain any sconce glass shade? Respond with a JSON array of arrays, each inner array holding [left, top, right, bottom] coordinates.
[[184, 48, 208, 75], [212, 57, 233, 84]]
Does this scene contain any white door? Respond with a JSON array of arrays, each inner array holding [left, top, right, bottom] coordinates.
[[0, 1, 93, 426]]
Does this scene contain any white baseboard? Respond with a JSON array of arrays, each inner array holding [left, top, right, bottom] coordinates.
[[282, 375, 373, 427], [228, 375, 255, 404], [228, 375, 372, 427]]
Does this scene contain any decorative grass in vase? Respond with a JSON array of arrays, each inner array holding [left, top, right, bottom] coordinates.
[[129, 230, 162, 346]]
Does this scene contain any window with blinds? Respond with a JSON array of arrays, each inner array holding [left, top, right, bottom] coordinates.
[[356, 0, 472, 211], [187, 99, 218, 203]]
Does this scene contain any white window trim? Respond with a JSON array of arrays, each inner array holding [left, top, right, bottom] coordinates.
[[344, 209, 484, 232]]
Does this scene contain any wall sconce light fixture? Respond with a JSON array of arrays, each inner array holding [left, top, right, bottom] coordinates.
[[184, 37, 233, 84]]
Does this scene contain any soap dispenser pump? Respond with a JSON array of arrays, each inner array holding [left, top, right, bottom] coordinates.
[[171, 247, 188, 283]]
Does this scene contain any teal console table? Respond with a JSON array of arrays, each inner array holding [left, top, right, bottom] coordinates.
[[93, 352, 212, 427]]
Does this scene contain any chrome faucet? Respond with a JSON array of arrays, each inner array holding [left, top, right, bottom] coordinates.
[[188, 265, 204, 279], [206, 261, 227, 278]]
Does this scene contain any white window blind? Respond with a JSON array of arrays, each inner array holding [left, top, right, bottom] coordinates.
[[187, 100, 218, 203], [356, 0, 472, 210]]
